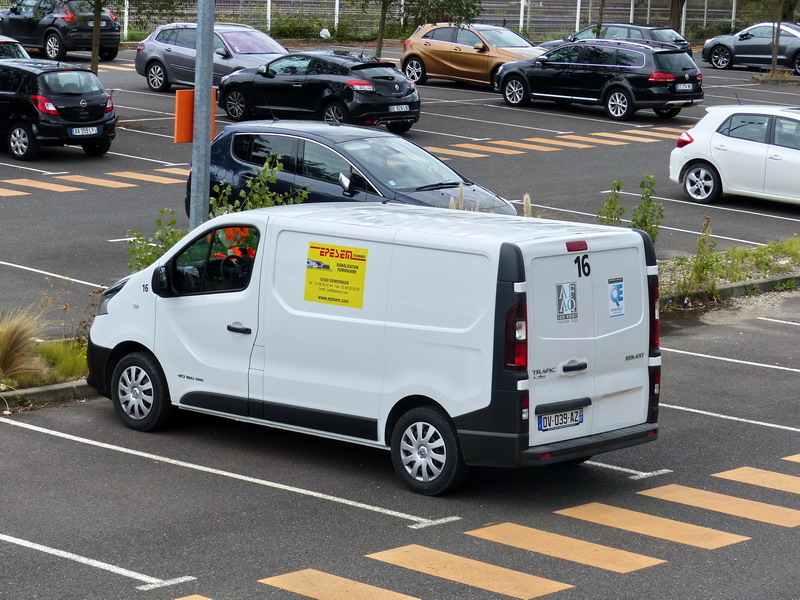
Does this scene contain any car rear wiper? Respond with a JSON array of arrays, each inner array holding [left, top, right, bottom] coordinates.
[[415, 181, 462, 191]]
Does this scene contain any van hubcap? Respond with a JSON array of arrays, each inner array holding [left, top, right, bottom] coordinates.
[[400, 422, 446, 482], [118, 365, 153, 420]]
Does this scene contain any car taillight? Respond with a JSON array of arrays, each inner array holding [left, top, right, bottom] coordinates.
[[696, 71, 702, 81], [137, 42, 145, 52], [347, 80, 375, 92], [32, 95, 59, 116], [676, 132, 693, 148], [62, 10, 76, 22], [504, 302, 527, 371], [107, 9, 118, 21], [403, 38, 411, 47], [105, 96, 114, 113], [687, 42, 692, 52], [648, 72, 675, 82]]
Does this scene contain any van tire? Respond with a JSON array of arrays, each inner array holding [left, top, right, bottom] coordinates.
[[391, 406, 469, 495], [111, 352, 174, 432]]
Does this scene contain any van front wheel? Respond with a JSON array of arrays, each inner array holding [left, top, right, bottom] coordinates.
[[391, 406, 468, 495], [111, 352, 174, 432]]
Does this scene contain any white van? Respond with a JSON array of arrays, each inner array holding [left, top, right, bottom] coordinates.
[[87, 204, 661, 495]]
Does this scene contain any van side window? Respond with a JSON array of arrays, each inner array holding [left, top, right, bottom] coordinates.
[[174, 226, 260, 294]]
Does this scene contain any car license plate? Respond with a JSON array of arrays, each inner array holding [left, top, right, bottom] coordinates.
[[538, 408, 583, 432], [71, 127, 99, 136], [389, 105, 409, 112], [88, 20, 106, 27], [676, 83, 693, 91]]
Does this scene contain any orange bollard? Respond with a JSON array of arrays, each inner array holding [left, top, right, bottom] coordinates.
[[174, 89, 217, 143]]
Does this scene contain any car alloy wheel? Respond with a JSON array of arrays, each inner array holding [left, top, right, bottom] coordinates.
[[683, 163, 721, 203], [146, 62, 170, 92], [403, 57, 427, 84], [502, 76, 529, 106], [224, 89, 249, 120], [605, 88, 634, 120], [710, 46, 732, 69], [322, 101, 348, 124], [794, 52, 800, 76], [45, 33, 65, 60]]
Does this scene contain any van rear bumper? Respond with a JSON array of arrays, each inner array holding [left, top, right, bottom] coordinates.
[[458, 423, 658, 468]]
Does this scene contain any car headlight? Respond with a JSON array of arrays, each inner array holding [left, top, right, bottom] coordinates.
[[96, 276, 130, 316]]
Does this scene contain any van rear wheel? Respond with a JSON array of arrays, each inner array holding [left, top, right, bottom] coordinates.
[[391, 406, 468, 495], [111, 352, 174, 432]]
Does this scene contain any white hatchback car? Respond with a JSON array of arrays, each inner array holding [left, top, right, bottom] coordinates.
[[669, 105, 800, 204]]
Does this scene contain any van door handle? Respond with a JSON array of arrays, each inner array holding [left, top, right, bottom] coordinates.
[[227, 323, 252, 334], [563, 362, 588, 372]]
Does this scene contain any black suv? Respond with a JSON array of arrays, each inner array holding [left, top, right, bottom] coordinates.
[[0, 59, 116, 159], [495, 39, 703, 120], [0, 0, 120, 61], [538, 23, 692, 54]]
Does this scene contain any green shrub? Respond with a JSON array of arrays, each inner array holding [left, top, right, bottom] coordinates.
[[630, 174, 663, 244], [597, 180, 625, 227]]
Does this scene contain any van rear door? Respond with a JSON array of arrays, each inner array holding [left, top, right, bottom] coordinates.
[[524, 231, 650, 447]]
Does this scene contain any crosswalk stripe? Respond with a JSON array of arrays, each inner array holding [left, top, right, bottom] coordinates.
[[453, 143, 526, 154], [558, 135, 627, 145], [105, 171, 185, 184], [489, 140, 561, 151], [156, 167, 191, 176], [783, 454, 800, 463], [525, 137, 595, 148], [99, 65, 135, 71], [0, 187, 29, 197], [425, 146, 488, 158], [55, 175, 136, 188], [638, 484, 800, 527], [465, 523, 665, 573], [713, 467, 800, 495], [621, 129, 679, 139], [653, 126, 692, 133], [591, 132, 660, 142], [260, 569, 420, 600], [555, 503, 749, 549], [367, 544, 572, 599], [1, 178, 84, 192]]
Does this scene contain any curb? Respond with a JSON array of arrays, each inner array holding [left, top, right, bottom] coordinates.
[[5, 276, 798, 410]]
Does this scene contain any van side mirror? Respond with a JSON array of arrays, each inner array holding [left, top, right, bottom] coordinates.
[[151, 265, 170, 296]]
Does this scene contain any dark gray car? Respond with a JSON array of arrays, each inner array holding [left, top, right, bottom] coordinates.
[[702, 22, 800, 75], [134, 22, 288, 92]]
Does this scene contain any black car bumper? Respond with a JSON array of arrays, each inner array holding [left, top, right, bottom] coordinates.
[[458, 423, 658, 467], [33, 115, 117, 146], [347, 97, 420, 126], [64, 30, 121, 51]]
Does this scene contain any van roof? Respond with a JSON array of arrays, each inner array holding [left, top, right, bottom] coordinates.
[[215, 203, 636, 244]]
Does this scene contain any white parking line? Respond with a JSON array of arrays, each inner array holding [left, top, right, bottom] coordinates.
[[660, 404, 800, 433], [0, 533, 195, 590], [0, 162, 68, 175], [584, 461, 672, 479], [662, 347, 800, 373], [758, 317, 800, 327], [0, 418, 461, 530], [0, 261, 104, 289]]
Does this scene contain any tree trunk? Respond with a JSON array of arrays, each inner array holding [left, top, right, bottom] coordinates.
[[781, 0, 797, 20], [595, 0, 606, 36], [375, 0, 389, 57], [669, 0, 686, 31], [91, 1, 101, 73]]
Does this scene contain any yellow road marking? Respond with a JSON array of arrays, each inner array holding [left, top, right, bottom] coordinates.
[[453, 143, 526, 154], [713, 467, 800, 495], [591, 132, 660, 142], [558, 135, 627, 146], [99, 65, 136, 71], [260, 569, 420, 600], [1, 178, 84, 192], [156, 167, 191, 176], [653, 127, 691, 133], [784, 454, 800, 463], [466, 522, 665, 573], [639, 484, 800, 527], [489, 140, 561, 151], [0, 187, 29, 197], [621, 129, 679, 139], [425, 146, 488, 158], [525, 137, 594, 148], [105, 171, 185, 184], [55, 175, 136, 188], [367, 544, 572, 599], [555, 503, 749, 549]]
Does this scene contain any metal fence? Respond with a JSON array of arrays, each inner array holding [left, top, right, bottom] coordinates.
[[109, 0, 742, 41]]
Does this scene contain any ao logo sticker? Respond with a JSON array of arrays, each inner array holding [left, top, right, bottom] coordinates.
[[608, 277, 625, 318], [556, 282, 578, 323]]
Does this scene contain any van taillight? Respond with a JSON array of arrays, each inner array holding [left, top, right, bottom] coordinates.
[[649, 283, 660, 351], [32, 95, 59, 116], [521, 392, 529, 422], [676, 132, 693, 148], [505, 302, 527, 371]]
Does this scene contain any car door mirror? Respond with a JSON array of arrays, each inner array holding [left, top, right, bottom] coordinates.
[[257, 65, 276, 78], [151, 265, 170, 296], [536, 55, 549, 63], [10, 5, 19, 13], [739, 32, 752, 40], [215, 47, 231, 58], [338, 172, 354, 195], [567, 34, 576, 41], [473, 42, 487, 52]]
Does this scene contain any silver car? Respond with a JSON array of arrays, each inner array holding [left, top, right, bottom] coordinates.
[[134, 22, 288, 92]]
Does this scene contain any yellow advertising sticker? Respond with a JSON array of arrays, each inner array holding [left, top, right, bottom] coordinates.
[[304, 242, 368, 308]]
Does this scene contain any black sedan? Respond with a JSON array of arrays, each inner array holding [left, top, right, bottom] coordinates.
[[702, 22, 800, 75], [218, 51, 420, 134], [185, 120, 515, 217]]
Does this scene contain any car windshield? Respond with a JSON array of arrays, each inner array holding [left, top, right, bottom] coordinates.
[[479, 27, 533, 48], [41, 70, 104, 94], [340, 136, 465, 191], [649, 28, 685, 42], [0, 42, 28, 58], [654, 51, 697, 70], [221, 30, 286, 55]]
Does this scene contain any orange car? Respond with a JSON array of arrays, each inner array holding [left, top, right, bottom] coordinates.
[[402, 23, 544, 86]]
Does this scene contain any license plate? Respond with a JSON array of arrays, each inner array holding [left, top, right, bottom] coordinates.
[[676, 83, 693, 91], [71, 127, 99, 136], [389, 104, 409, 112], [538, 408, 583, 432], [88, 20, 106, 27]]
